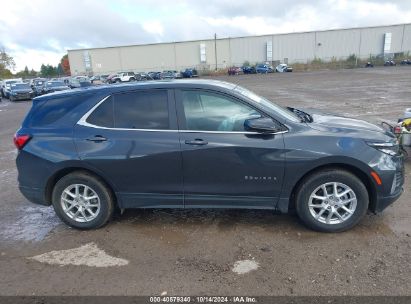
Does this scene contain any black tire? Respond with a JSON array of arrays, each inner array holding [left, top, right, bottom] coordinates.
[[129, 77, 135, 82], [52, 171, 115, 229], [295, 169, 369, 232]]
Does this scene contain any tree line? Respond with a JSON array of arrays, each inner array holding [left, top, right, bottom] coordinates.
[[0, 48, 70, 79]]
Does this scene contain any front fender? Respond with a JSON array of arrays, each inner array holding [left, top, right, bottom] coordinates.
[[276, 155, 376, 213]]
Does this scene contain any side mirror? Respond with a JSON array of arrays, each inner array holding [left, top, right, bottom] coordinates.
[[244, 117, 283, 133]]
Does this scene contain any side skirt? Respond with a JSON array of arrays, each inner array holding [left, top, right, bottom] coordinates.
[[117, 192, 278, 210]]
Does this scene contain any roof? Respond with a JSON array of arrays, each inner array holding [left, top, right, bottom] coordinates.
[[33, 79, 237, 101]]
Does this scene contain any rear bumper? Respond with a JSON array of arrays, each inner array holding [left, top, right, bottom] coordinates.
[[19, 185, 50, 206]]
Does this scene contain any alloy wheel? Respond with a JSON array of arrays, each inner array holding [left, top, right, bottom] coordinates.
[[308, 182, 357, 225], [60, 184, 101, 223]]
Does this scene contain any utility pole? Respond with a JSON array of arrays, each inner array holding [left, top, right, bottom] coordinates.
[[214, 33, 218, 71]]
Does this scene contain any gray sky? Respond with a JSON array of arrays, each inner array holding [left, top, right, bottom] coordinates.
[[1, 0, 411, 71]]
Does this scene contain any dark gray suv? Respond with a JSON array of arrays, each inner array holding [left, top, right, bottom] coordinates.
[[15, 80, 404, 232]]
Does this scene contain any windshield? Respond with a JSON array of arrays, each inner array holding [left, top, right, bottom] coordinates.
[[34, 80, 44, 86], [47, 81, 65, 87], [6, 80, 18, 86], [11, 83, 30, 90], [233, 85, 301, 122]]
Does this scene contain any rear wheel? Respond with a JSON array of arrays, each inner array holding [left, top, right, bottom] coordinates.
[[295, 169, 369, 232], [52, 172, 115, 229]]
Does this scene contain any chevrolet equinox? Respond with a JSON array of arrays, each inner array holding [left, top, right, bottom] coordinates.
[[15, 80, 404, 232]]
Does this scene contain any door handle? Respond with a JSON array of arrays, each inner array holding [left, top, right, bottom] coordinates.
[[86, 135, 107, 142], [185, 139, 208, 146]]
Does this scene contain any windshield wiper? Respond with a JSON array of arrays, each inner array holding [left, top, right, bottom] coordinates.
[[287, 107, 313, 123]]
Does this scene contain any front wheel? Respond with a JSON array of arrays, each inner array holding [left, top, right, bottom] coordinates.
[[52, 172, 115, 229], [295, 169, 369, 232]]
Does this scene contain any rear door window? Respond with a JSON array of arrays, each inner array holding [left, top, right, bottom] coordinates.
[[113, 90, 169, 129]]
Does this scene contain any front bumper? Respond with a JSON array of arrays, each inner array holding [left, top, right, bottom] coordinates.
[[11, 93, 33, 100], [373, 187, 403, 213], [371, 156, 404, 213]]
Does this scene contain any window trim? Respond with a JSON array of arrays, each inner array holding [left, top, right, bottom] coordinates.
[[77, 94, 288, 135]]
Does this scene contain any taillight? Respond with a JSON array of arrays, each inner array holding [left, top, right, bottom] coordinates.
[[13, 134, 31, 150], [393, 126, 402, 134]]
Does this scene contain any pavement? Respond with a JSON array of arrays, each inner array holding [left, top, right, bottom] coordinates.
[[0, 67, 410, 296]]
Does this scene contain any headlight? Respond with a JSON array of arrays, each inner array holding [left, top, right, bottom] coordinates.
[[367, 141, 400, 156]]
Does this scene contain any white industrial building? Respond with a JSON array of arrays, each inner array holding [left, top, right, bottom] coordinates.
[[68, 23, 411, 75]]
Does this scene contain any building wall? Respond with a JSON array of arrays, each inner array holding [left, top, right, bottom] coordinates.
[[68, 23, 411, 75], [272, 32, 316, 63]]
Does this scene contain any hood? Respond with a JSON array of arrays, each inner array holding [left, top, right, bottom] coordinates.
[[47, 86, 69, 91], [308, 112, 395, 141], [11, 89, 32, 93]]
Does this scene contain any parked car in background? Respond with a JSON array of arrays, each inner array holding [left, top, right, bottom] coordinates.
[[2, 79, 22, 98], [228, 66, 243, 75], [30, 78, 47, 96], [276, 63, 293, 73], [384, 60, 396, 66], [9, 82, 34, 101], [181, 68, 198, 78], [15, 80, 404, 232], [161, 70, 182, 79], [256, 64, 274, 73], [160, 71, 174, 79], [400, 59, 411, 65], [136, 72, 151, 81], [41, 81, 70, 95], [364, 62, 374, 68], [100, 75, 109, 83], [148, 71, 162, 80], [59, 77, 69, 86], [90, 75, 108, 84], [69, 77, 92, 89], [109, 72, 136, 83], [242, 66, 256, 74], [106, 74, 119, 84], [0, 80, 4, 98]]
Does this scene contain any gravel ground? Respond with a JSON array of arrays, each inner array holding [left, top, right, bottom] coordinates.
[[0, 67, 410, 296]]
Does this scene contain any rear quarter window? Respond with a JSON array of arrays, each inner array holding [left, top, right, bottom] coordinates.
[[26, 95, 93, 127], [86, 96, 114, 127]]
